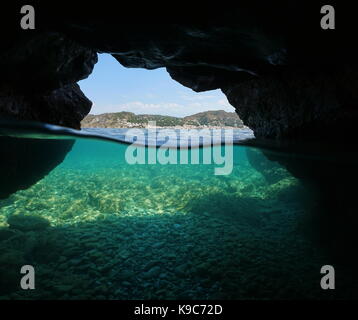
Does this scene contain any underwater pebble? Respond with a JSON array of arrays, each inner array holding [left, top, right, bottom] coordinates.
[[116, 270, 134, 281], [0, 159, 336, 300], [142, 266, 161, 279], [53, 284, 73, 293], [175, 265, 187, 276]]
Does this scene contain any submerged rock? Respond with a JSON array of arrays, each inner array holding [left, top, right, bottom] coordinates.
[[0, 228, 16, 241], [0, 136, 74, 199], [246, 148, 288, 185], [7, 215, 50, 232]]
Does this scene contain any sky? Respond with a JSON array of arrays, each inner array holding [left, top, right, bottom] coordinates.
[[78, 54, 234, 117]]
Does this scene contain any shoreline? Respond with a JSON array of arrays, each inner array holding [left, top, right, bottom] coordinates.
[[81, 125, 251, 130]]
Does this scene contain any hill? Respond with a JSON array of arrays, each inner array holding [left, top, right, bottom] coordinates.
[[81, 110, 244, 128]]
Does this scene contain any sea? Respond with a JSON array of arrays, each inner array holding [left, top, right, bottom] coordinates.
[[0, 121, 357, 300]]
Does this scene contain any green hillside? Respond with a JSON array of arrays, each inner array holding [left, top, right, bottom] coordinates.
[[82, 110, 244, 128]]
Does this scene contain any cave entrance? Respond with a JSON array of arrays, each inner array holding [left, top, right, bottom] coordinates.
[[78, 53, 244, 130]]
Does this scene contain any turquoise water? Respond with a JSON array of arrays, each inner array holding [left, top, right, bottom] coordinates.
[[0, 125, 357, 299]]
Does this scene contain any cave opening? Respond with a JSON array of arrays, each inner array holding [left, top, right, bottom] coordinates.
[[78, 53, 244, 129]]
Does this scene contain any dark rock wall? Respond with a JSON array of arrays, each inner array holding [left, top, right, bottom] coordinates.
[[223, 66, 358, 140], [0, 30, 97, 127], [0, 27, 97, 199], [0, 32, 97, 94], [0, 83, 92, 129]]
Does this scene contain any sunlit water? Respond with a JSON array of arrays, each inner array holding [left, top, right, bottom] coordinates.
[[0, 123, 357, 300]]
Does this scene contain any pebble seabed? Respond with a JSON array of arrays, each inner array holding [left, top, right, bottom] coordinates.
[[0, 140, 357, 300]]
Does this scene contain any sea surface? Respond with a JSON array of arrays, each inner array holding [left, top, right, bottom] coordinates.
[[0, 123, 357, 299]]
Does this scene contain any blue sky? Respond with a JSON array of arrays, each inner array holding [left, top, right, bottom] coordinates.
[[78, 54, 234, 117]]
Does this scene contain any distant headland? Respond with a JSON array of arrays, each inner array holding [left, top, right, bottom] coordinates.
[[81, 110, 245, 129]]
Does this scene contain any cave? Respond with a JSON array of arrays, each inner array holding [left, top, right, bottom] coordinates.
[[1, 3, 357, 193], [0, 2, 358, 300], [1, 3, 357, 209]]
